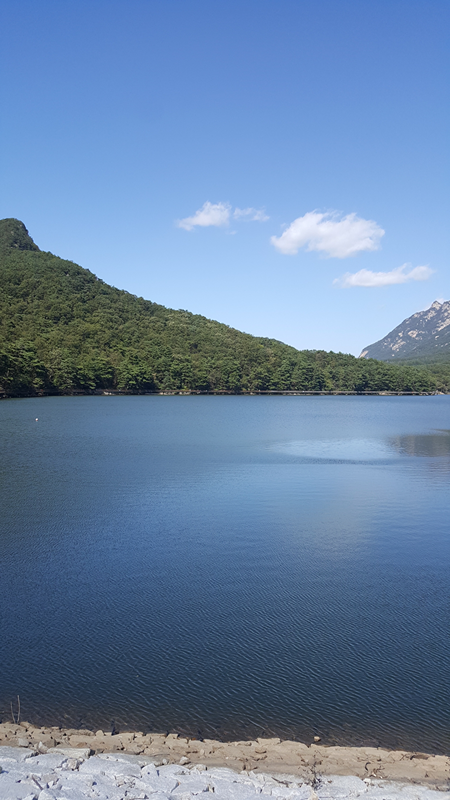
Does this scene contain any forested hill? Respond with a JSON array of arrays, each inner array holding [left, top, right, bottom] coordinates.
[[0, 219, 442, 396]]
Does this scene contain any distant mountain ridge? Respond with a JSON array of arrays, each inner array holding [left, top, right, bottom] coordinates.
[[360, 301, 450, 362]]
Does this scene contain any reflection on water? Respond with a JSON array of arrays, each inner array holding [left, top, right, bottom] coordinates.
[[274, 438, 391, 461], [276, 431, 450, 470], [390, 431, 450, 460]]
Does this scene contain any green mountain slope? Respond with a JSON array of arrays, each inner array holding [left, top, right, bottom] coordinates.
[[0, 219, 441, 396]]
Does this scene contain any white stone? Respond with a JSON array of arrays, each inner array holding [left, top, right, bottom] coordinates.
[[67, 773, 126, 800], [97, 751, 154, 767], [135, 791, 172, 800], [266, 786, 310, 799], [210, 777, 263, 800], [149, 774, 179, 792], [25, 753, 72, 771], [47, 747, 91, 760], [140, 762, 159, 780], [17, 738, 30, 749], [0, 746, 36, 763], [205, 768, 243, 781], [0, 772, 39, 799], [315, 775, 367, 798], [78, 754, 141, 777], [158, 764, 190, 777], [172, 776, 211, 794], [53, 771, 100, 796]]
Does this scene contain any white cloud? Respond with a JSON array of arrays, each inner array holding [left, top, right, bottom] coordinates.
[[177, 201, 231, 231], [271, 210, 384, 258], [233, 207, 269, 222], [177, 202, 269, 231], [334, 263, 434, 288]]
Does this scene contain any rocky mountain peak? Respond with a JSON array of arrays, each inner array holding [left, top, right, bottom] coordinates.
[[0, 218, 40, 253], [360, 300, 450, 361]]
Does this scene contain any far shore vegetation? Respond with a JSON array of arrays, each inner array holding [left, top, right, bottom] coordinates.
[[1, 219, 448, 398]]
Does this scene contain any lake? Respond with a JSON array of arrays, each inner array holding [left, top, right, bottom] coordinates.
[[1, 395, 449, 753]]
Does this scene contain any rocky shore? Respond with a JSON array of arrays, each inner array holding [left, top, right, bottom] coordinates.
[[1, 722, 450, 798]]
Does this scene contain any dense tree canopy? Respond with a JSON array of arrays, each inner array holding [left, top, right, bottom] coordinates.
[[0, 219, 445, 396]]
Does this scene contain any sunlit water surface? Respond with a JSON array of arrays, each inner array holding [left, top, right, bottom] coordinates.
[[1, 396, 449, 752]]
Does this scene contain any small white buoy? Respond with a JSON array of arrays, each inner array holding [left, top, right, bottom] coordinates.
[[35, 418, 38, 421]]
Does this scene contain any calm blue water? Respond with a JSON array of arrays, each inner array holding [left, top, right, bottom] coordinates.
[[1, 396, 449, 752]]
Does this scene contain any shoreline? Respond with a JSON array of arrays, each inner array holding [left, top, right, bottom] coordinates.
[[0, 390, 442, 399], [1, 722, 449, 790]]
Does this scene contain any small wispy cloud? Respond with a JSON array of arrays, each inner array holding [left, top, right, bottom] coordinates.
[[271, 210, 384, 258], [177, 201, 231, 231], [233, 207, 269, 222], [177, 202, 269, 231], [334, 263, 434, 288]]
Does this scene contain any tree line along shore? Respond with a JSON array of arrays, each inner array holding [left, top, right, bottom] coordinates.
[[1, 219, 449, 398]]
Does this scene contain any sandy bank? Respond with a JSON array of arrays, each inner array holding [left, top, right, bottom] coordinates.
[[1, 722, 449, 792]]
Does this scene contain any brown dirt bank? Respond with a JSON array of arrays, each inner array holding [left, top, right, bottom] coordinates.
[[1, 722, 449, 790]]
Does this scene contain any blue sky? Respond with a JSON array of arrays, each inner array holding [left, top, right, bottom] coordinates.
[[1, 0, 449, 354]]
